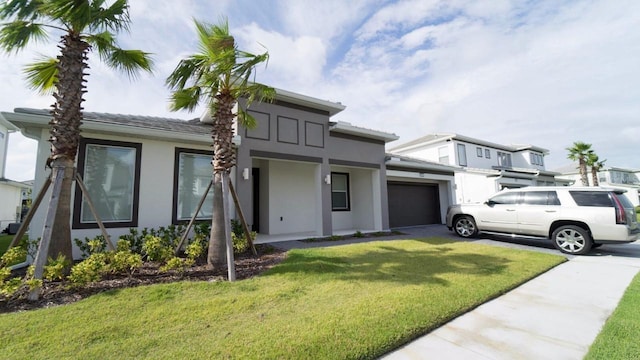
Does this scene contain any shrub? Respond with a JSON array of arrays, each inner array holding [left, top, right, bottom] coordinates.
[[353, 231, 365, 238], [142, 235, 174, 262], [43, 255, 71, 281], [74, 236, 107, 257], [0, 246, 27, 268], [230, 219, 256, 254], [68, 253, 108, 286], [160, 256, 194, 275], [109, 240, 143, 278], [185, 236, 206, 261]]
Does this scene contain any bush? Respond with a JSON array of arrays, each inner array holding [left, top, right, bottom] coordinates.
[[74, 236, 107, 257], [109, 240, 143, 278], [43, 255, 71, 281], [68, 253, 108, 286], [231, 219, 256, 254], [141, 235, 173, 262]]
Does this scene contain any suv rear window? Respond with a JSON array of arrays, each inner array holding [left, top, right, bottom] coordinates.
[[613, 192, 634, 209], [569, 191, 613, 207]]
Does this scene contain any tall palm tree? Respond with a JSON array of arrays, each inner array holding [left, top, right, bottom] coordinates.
[[166, 18, 275, 270], [0, 0, 153, 262], [567, 141, 592, 186], [586, 152, 605, 187]]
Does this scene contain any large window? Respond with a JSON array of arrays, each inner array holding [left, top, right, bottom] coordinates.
[[457, 144, 467, 166], [497, 151, 512, 167], [173, 148, 214, 223], [530, 153, 544, 166], [74, 138, 141, 229], [331, 172, 350, 211]]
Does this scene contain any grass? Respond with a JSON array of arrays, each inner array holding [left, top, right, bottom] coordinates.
[[0, 234, 24, 257], [0, 238, 564, 359], [585, 271, 640, 359]]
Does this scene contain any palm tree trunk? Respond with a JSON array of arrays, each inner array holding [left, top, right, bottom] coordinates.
[[592, 168, 599, 187], [579, 158, 589, 186], [207, 171, 227, 269], [44, 34, 90, 263]]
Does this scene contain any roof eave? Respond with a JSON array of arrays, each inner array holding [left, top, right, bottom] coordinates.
[[330, 121, 399, 143]]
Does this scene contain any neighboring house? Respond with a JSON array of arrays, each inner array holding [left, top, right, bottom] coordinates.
[[388, 133, 565, 204], [2, 88, 399, 257], [554, 163, 640, 206], [0, 115, 31, 232]]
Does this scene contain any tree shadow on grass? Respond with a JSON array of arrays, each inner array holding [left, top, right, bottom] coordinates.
[[264, 238, 512, 286]]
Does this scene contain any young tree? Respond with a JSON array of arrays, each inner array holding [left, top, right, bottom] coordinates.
[[0, 0, 153, 262], [586, 152, 605, 187], [566, 141, 592, 186], [166, 18, 274, 270]]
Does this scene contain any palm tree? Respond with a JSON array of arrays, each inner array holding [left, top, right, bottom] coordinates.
[[0, 0, 153, 262], [567, 141, 592, 186], [166, 18, 275, 270], [586, 152, 605, 187]]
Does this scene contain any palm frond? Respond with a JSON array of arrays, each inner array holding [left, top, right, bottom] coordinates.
[[89, 0, 130, 33], [0, 0, 42, 21], [237, 108, 257, 129], [0, 20, 47, 52], [169, 87, 202, 112], [105, 48, 154, 79], [166, 56, 208, 90], [23, 56, 58, 94]]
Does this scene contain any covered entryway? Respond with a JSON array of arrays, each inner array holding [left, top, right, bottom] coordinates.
[[387, 182, 441, 227]]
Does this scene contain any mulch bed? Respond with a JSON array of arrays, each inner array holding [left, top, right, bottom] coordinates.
[[0, 245, 286, 314]]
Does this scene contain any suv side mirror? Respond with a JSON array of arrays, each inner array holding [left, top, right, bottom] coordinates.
[[485, 200, 495, 207]]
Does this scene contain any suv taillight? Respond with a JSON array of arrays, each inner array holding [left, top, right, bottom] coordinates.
[[611, 194, 627, 224]]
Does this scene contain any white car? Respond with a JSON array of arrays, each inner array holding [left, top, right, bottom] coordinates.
[[445, 187, 640, 255]]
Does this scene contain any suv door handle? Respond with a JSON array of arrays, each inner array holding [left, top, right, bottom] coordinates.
[[545, 210, 556, 213], [506, 209, 516, 212]]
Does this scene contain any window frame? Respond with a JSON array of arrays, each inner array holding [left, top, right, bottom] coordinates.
[[457, 144, 467, 167], [73, 137, 142, 229], [476, 147, 483, 157], [172, 148, 214, 224], [331, 172, 351, 211], [497, 151, 512, 167], [485, 149, 491, 159]]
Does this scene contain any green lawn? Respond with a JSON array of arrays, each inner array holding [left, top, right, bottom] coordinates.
[[0, 234, 19, 256], [0, 238, 564, 359], [585, 271, 640, 359]]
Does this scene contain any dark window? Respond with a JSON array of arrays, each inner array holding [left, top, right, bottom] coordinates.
[[74, 138, 141, 229], [476, 147, 483, 157], [173, 148, 214, 223], [485, 149, 491, 158], [497, 151, 512, 167], [523, 191, 561, 206], [613, 193, 634, 209], [489, 192, 520, 205], [569, 191, 613, 207], [331, 172, 350, 211]]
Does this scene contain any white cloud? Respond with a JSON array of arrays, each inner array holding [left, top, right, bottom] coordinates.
[[2, 0, 640, 181]]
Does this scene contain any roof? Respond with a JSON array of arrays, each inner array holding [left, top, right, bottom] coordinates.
[[385, 153, 458, 173], [553, 163, 640, 175], [0, 113, 18, 131], [330, 121, 398, 143], [388, 133, 550, 154], [275, 88, 345, 116], [3, 108, 217, 144]]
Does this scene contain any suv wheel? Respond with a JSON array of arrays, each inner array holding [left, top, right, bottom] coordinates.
[[454, 216, 478, 238], [551, 225, 592, 255]]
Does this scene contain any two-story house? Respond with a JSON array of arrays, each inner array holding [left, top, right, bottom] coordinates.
[[388, 133, 563, 204], [554, 164, 640, 206]]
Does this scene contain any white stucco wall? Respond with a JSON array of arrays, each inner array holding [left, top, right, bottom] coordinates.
[[454, 172, 499, 204], [0, 183, 21, 229], [331, 166, 376, 231], [27, 129, 213, 258], [267, 160, 318, 234]]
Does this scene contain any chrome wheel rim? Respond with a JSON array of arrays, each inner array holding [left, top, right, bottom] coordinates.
[[555, 229, 585, 253], [455, 219, 475, 237]]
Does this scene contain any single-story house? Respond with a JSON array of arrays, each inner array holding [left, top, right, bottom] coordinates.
[[2, 88, 402, 257]]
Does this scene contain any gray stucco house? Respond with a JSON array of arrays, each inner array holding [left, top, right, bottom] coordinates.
[[2, 88, 403, 256]]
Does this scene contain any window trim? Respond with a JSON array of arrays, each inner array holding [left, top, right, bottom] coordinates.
[[172, 148, 214, 224], [73, 137, 142, 229], [331, 172, 350, 211], [457, 144, 467, 167], [171, 147, 213, 225]]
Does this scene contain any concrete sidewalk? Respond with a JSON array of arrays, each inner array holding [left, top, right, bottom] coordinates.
[[382, 251, 640, 359]]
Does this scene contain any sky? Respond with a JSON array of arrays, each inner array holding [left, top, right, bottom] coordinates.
[[2, 0, 639, 181]]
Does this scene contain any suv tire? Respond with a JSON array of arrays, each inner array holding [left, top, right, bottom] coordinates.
[[552, 225, 592, 255], [454, 215, 478, 238]]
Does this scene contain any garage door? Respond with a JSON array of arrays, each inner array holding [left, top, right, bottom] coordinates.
[[388, 182, 441, 228]]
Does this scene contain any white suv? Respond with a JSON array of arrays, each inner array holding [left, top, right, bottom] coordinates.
[[446, 187, 639, 255]]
